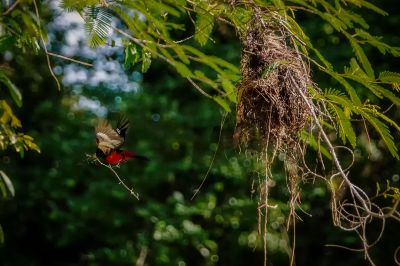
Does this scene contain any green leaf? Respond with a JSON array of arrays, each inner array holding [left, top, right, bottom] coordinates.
[[124, 43, 140, 69], [355, 29, 400, 56], [0, 181, 7, 198], [0, 171, 15, 197], [300, 130, 332, 160], [224, 6, 252, 32], [194, 3, 214, 46], [373, 85, 400, 106], [362, 112, 399, 159], [60, 0, 99, 12], [174, 62, 192, 77], [0, 100, 21, 127], [146, 1, 181, 17], [22, 135, 41, 153], [141, 50, 152, 73], [379, 71, 400, 83], [328, 104, 357, 147], [343, 62, 400, 105], [172, 46, 190, 64], [84, 7, 112, 48], [358, 1, 387, 16], [17, 144, 24, 158], [209, 56, 240, 74], [339, 10, 369, 29], [375, 112, 400, 133], [0, 36, 16, 53], [376, 182, 381, 197], [325, 71, 361, 105], [349, 38, 374, 78], [193, 70, 218, 88], [0, 72, 22, 107], [310, 46, 333, 70], [213, 96, 231, 112], [321, 12, 347, 31], [220, 77, 237, 103], [286, 16, 311, 55], [271, 0, 286, 11]]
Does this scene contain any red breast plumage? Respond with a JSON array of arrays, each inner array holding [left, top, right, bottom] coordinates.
[[105, 150, 148, 165], [95, 116, 148, 165]]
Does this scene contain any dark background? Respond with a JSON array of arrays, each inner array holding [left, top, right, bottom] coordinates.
[[0, 1, 399, 265]]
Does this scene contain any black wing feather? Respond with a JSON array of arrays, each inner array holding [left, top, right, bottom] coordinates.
[[115, 116, 129, 138]]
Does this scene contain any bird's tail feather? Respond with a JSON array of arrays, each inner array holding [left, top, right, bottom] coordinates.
[[121, 150, 149, 161]]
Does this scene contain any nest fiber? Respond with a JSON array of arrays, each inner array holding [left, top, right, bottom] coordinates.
[[235, 19, 312, 149]]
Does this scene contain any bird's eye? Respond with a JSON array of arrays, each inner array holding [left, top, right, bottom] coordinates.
[[96, 138, 99, 144]]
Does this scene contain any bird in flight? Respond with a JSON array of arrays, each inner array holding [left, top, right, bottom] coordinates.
[[95, 116, 148, 165]]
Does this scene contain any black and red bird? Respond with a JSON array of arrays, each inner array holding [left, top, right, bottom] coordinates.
[[95, 117, 148, 165]]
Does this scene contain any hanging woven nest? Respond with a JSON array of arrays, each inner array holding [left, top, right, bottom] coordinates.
[[234, 17, 312, 150]]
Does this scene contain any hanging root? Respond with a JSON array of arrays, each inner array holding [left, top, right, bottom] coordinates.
[[234, 10, 314, 266], [234, 7, 399, 266]]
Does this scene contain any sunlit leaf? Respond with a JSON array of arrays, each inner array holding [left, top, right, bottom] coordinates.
[[362, 112, 398, 159], [327, 104, 357, 148], [349, 38, 374, 78], [141, 50, 152, 73], [174, 62, 192, 77], [379, 71, 400, 83], [0, 171, 15, 197], [213, 96, 231, 112], [194, 2, 214, 46], [0, 72, 22, 107], [124, 43, 140, 69], [84, 7, 112, 48]]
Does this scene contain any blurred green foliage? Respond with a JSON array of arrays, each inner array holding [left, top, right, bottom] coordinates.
[[0, 0, 399, 265]]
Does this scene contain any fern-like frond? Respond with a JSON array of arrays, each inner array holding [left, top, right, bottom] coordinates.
[[361, 111, 399, 159], [346, 0, 388, 16], [84, 6, 112, 48], [393, 83, 400, 92], [325, 70, 361, 104], [327, 103, 357, 147], [336, 9, 369, 29], [348, 37, 374, 78], [194, 2, 215, 46], [379, 71, 400, 84], [355, 29, 400, 56], [0, 72, 22, 107], [60, 0, 100, 12]]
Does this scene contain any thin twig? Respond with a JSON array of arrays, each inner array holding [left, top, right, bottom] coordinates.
[[95, 157, 140, 200], [395, 246, 400, 265], [2, 0, 20, 16], [136, 246, 148, 266], [48, 52, 94, 67], [187, 77, 212, 98], [32, 0, 61, 91], [191, 112, 227, 200]]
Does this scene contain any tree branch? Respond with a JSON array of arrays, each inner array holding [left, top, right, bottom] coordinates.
[[2, 0, 19, 16], [48, 52, 94, 67]]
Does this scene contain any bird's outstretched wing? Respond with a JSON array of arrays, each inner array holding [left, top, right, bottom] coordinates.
[[95, 119, 125, 155], [115, 116, 130, 139]]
